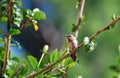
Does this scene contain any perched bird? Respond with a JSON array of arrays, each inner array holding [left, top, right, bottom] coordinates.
[[66, 35, 78, 61]]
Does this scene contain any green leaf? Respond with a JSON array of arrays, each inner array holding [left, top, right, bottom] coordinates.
[[0, 38, 3, 43], [63, 57, 76, 67], [11, 57, 20, 62], [18, 59, 29, 75], [40, 54, 50, 68], [0, 0, 7, 5], [15, 0, 22, 6], [13, 20, 21, 27], [20, 65, 28, 75], [13, 8, 23, 27], [84, 43, 91, 52], [111, 23, 116, 28], [111, 14, 117, 20], [7, 69, 14, 77], [1, 16, 8, 22], [110, 65, 120, 73], [33, 8, 46, 20], [0, 47, 5, 61], [81, 15, 88, 24], [36, 74, 44, 78], [50, 49, 60, 63], [72, 23, 76, 32], [111, 14, 117, 28], [0, 2, 7, 8], [26, 9, 33, 17], [84, 41, 96, 53], [28, 55, 38, 70], [9, 29, 21, 35]]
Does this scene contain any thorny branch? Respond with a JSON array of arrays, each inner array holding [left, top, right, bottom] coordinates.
[[27, 17, 120, 77]]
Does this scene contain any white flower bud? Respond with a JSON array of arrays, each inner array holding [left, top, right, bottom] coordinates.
[[43, 45, 49, 53]]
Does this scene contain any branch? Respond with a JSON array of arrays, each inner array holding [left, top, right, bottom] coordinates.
[[19, 20, 32, 30], [2, 35, 11, 75], [74, 0, 85, 38], [26, 17, 120, 78], [26, 53, 71, 78], [77, 17, 120, 49], [44, 66, 65, 73], [89, 17, 120, 41], [2, 0, 13, 75]]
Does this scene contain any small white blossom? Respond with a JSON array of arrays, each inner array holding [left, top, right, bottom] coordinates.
[[33, 8, 40, 12], [90, 41, 95, 51], [84, 37, 89, 44]]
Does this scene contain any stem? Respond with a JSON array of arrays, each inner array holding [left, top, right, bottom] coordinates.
[[2, 0, 13, 75], [37, 53, 45, 67], [2, 35, 11, 75], [26, 17, 120, 77], [74, 0, 85, 38], [45, 66, 65, 73]]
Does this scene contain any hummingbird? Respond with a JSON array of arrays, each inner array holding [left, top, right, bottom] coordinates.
[[66, 35, 78, 61]]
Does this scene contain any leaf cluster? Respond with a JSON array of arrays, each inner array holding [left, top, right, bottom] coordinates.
[[0, 46, 76, 77], [0, 0, 46, 36]]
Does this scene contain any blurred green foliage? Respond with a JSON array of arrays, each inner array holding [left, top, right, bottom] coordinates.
[[0, 0, 120, 77], [45, 0, 120, 78]]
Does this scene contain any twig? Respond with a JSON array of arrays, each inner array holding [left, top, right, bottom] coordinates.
[[74, 0, 85, 38], [2, 0, 13, 75], [26, 17, 120, 78], [19, 20, 31, 30], [45, 66, 65, 73], [45, 67, 60, 73]]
